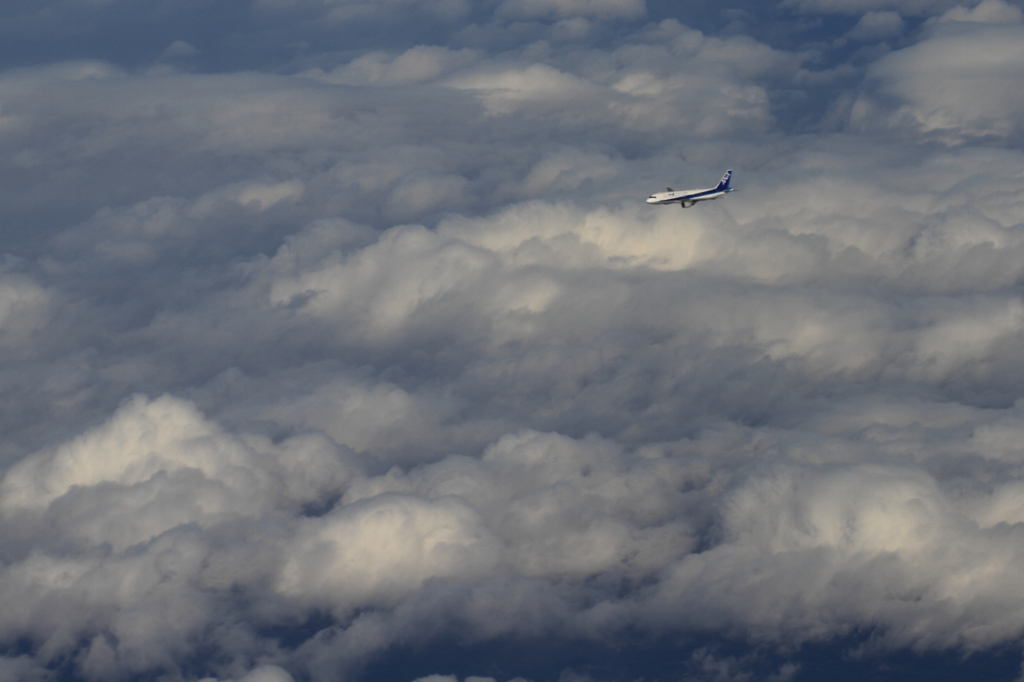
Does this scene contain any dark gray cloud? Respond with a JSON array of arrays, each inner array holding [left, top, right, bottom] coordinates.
[[2, 1, 1024, 681]]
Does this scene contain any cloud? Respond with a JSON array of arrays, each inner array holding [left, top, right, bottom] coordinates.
[[3, 1, 1024, 681], [237, 667, 297, 682], [852, 20, 1024, 141], [303, 46, 481, 86], [0, 394, 354, 550], [0, 273, 51, 353], [405, 671, 505, 675], [642, 456, 1024, 651], [278, 494, 503, 615], [845, 10, 905, 40], [781, 0, 961, 15], [445, 22, 802, 135], [496, 0, 646, 20], [252, 0, 471, 23], [519, 149, 617, 194], [935, 0, 1024, 23], [199, 665, 297, 682], [449, 64, 602, 116]]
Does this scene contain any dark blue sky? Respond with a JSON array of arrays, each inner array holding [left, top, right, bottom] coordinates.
[[1, 2, 1024, 682]]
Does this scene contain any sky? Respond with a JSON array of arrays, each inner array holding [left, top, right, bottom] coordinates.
[[1, 0, 1024, 681]]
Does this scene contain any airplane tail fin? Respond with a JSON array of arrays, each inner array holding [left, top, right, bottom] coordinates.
[[716, 169, 733, 191]]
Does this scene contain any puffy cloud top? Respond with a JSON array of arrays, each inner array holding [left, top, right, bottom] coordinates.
[[858, 20, 1024, 141]]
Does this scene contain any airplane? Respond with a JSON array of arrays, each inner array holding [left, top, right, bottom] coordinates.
[[646, 170, 735, 208]]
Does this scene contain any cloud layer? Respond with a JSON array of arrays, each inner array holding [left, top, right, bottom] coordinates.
[[2, 1, 1024, 681]]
